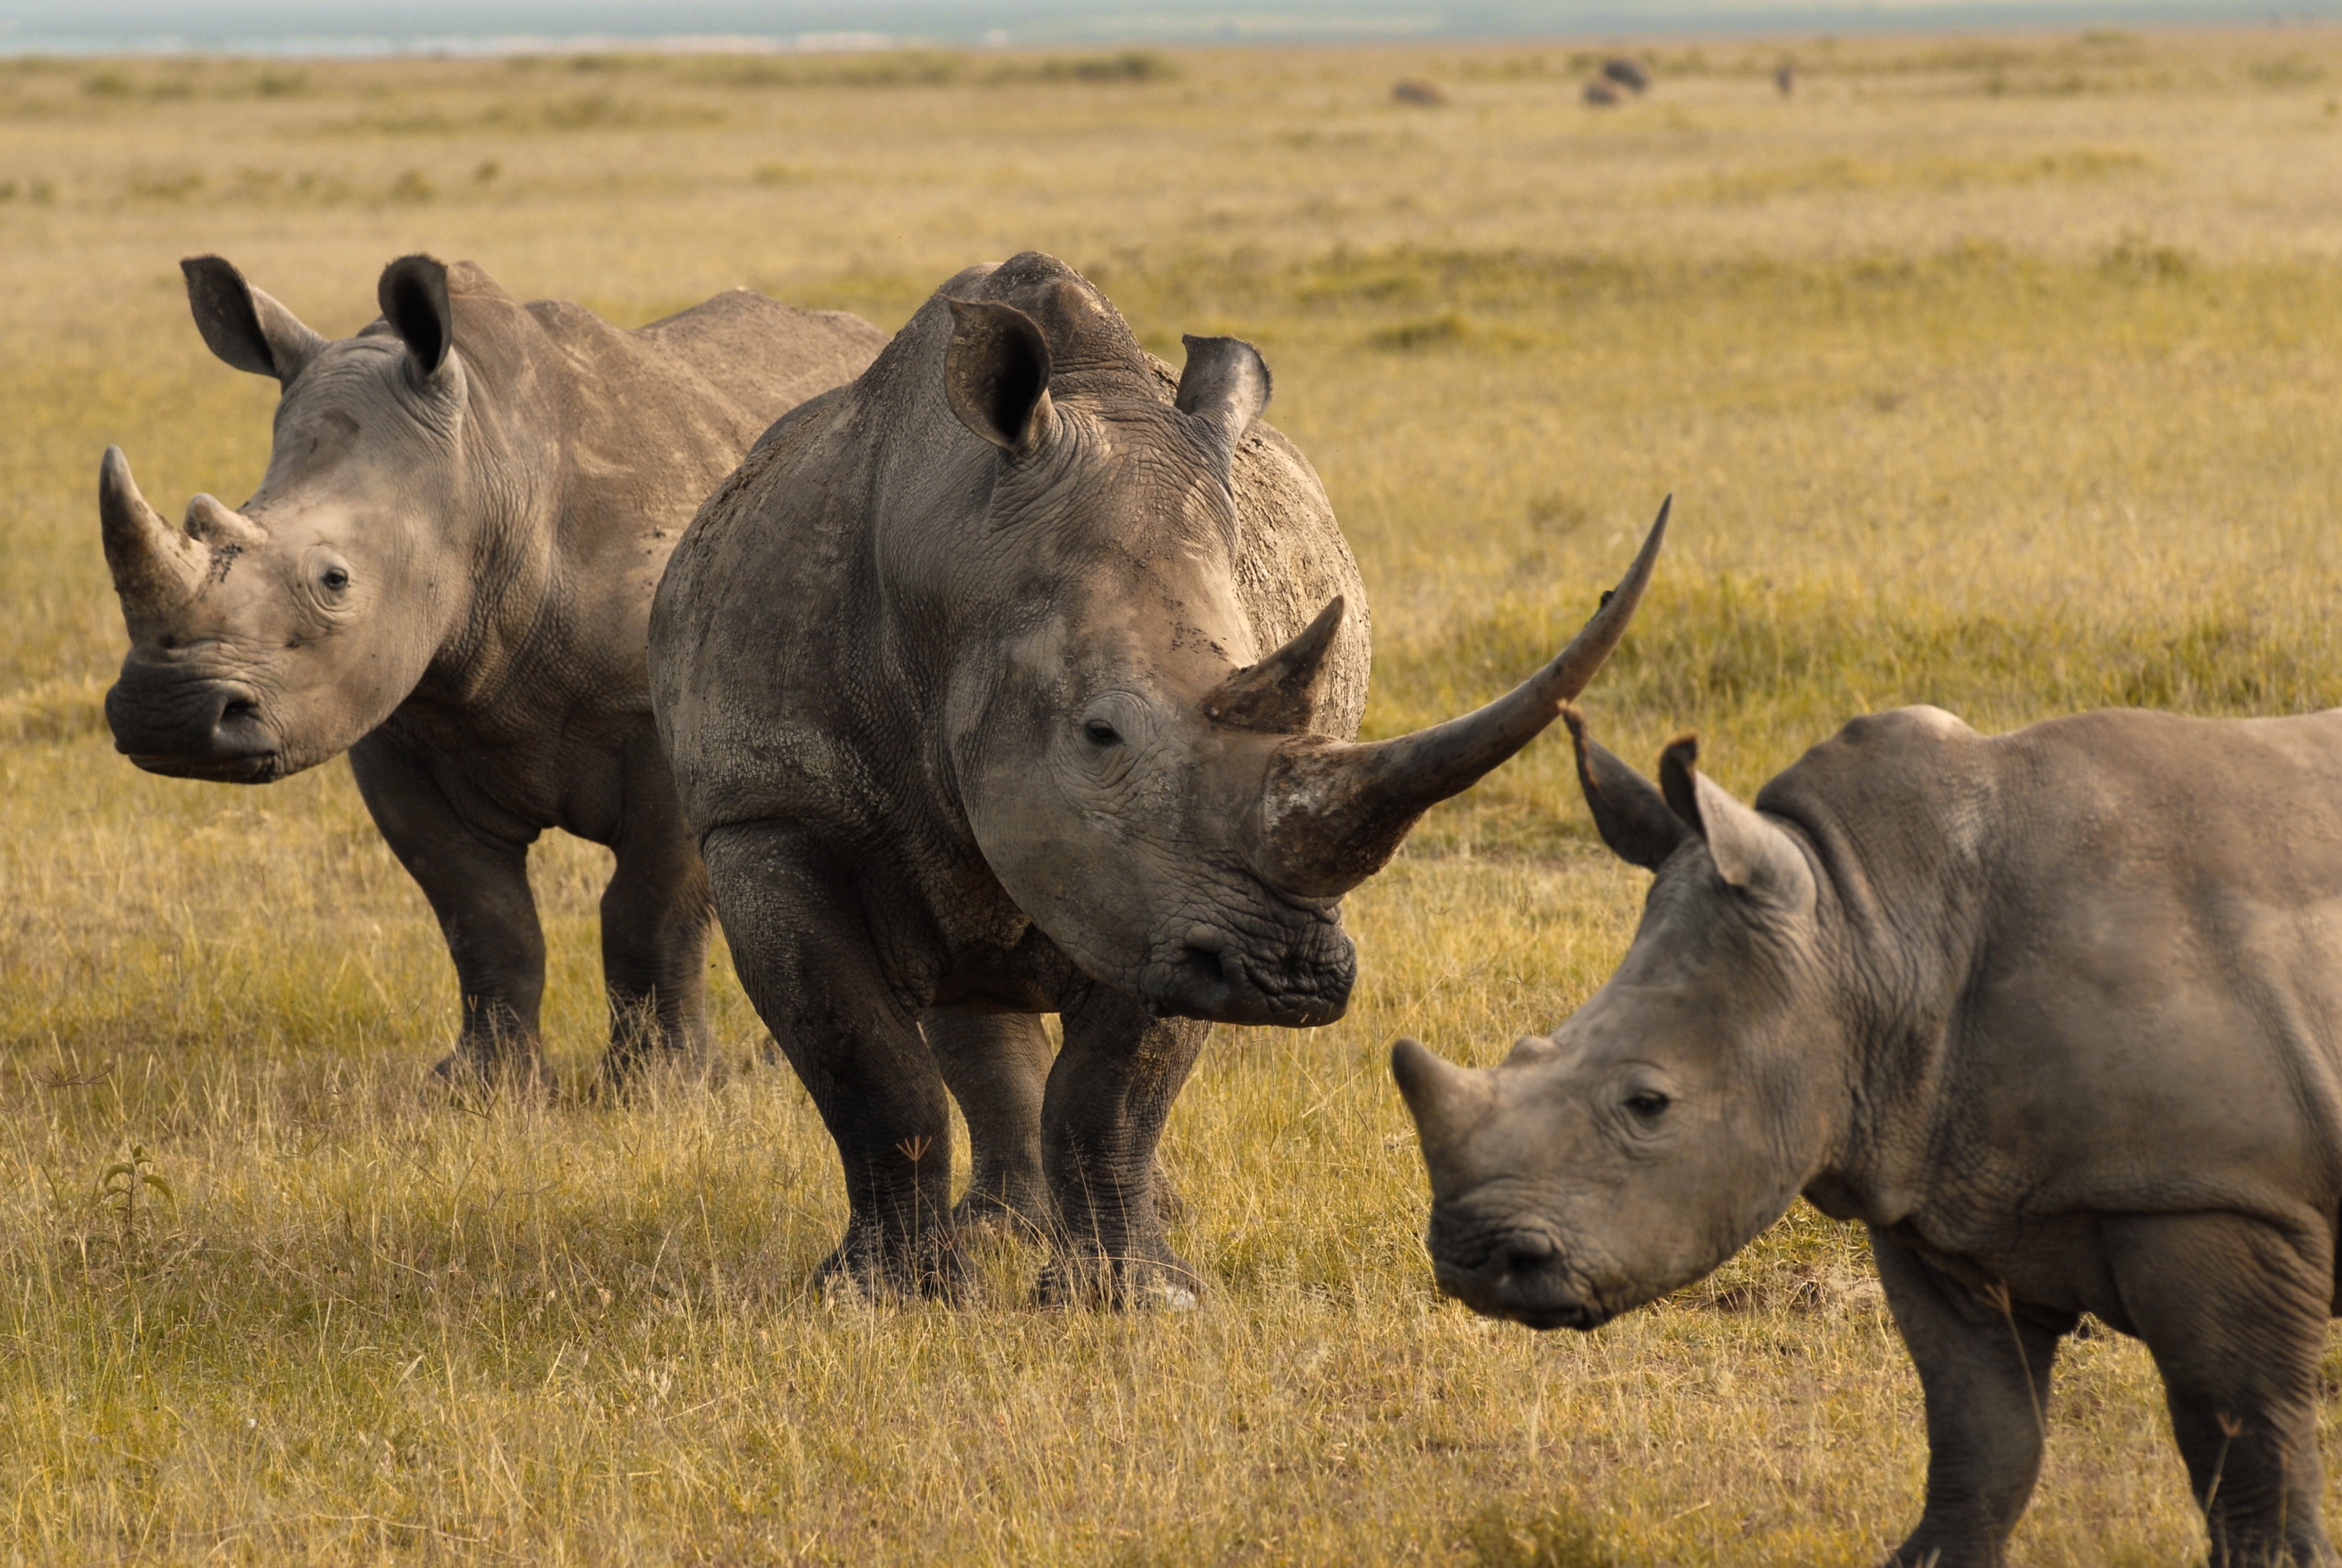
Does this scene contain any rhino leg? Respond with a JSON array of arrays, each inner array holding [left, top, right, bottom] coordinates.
[[595, 739, 717, 1091], [701, 822, 965, 1300], [2107, 1214, 2338, 1568], [1034, 984, 1208, 1309], [925, 1010, 1053, 1233], [350, 733, 548, 1089], [1872, 1230, 2073, 1568]]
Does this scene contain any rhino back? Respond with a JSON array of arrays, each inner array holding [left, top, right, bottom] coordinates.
[[1777, 706, 2342, 1247], [371, 274, 882, 837], [635, 291, 889, 432]]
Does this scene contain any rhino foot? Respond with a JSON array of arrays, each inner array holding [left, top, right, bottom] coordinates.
[[951, 1180, 1054, 1237], [586, 1043, 732, 1104], [424, 1048, 553, 1103], [1033, 1246, 1205, 1312], [1881, 1533, 2002, 1568], [813, 1221, 972, 1305]]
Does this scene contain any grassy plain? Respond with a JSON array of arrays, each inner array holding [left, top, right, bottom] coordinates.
[[7, 26, 2342, 1565]]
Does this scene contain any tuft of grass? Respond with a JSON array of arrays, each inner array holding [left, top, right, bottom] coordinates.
[[1365, 311, 1474, 350], [992, 50, 1181, 85]]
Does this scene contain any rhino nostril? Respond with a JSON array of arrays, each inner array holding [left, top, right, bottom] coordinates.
[[1500, 1233, 1557, 1273]]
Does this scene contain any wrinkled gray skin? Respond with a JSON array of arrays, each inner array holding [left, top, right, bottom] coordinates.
[[101, 253, 886, 1086], [1396, 702, 2342, 1567], [651, 252, 1662, 1303]]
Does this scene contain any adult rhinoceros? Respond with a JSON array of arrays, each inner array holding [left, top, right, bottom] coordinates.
[[1395, 703, 2342, 1568], [650, 250, 1663, 1303], [101, 253, 886, 1086]]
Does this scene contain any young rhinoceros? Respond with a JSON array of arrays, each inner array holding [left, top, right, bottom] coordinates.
[[1395, 703, 2342, 1568], [101, 254, 886, 1087], [650, 251, 1664, 1305]]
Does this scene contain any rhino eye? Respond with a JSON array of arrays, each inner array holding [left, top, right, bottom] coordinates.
[[320, 566, 350, 592], [1624, 1090, 1671, 1120], [1082, 719, 1122, 747]]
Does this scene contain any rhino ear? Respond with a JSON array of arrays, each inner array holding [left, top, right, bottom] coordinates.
[[182, 255, 326, 383], [1658, 735, 1814, 909], [1564, 706, 1685, 872], [944, 297, 1055, 456], [1175, 334, 1270, 453], [378, 253, 454, 379]]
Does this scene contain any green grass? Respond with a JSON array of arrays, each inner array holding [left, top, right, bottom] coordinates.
[[8, 26, 2342, 1563]]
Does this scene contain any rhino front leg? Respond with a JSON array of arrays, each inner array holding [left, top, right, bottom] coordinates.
[[2107, 1214, 2338, 1568], [1036, 984, 1208, 1308], [596, 738, 716, 1090], [1871, 1230, 2072, 1568], [350, 733, 547, 1087], [925, 1010, 1053, 1233], [701, 822, 963, 1299]]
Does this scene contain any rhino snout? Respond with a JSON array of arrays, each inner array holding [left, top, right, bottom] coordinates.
[[1137, 915, 1356, 1027], [105, 673, 282, 783], [1426, 1210, 1614, 1332]]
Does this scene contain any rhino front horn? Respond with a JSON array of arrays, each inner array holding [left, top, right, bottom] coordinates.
[[1252, 496, 1669, 899], [1391, 1036, 1492, 1191], [99, 446, 206, 639]]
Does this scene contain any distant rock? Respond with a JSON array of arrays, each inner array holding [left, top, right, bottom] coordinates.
[[1582, 79, 1622, 108], [1391, 78, 1446, 107]]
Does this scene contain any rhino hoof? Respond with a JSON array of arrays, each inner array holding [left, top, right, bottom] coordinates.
[[951, 1187, 1053, 1237], [1033, 1252, 1206, 1312], [812, 1229, 972, 1305], [589, 1044, 731, 1104], [1146, 1281, 1200, 1312], [424, 1050, 552, 1103]]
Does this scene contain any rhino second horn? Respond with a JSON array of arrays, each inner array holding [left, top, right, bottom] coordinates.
[[1252, 496, 1670, 899], [1391, 1036, 1492, 1193], [1204, 596, 1345, 734], [184, 492, 269, 551], [99, 446, 207, 636]]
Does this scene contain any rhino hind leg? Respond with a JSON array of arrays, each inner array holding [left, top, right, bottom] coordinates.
[[925, 1009, 1054, 1233], [701, 822, 967, 1300], [1034, 986, 1209, 1310], [2107, 1214, 2339, 1568], [1871, 1230, 2074, 1568], [595, 746, 720, 1093], [351, 733, 550, 1092]]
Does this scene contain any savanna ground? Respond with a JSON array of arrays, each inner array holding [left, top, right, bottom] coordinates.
[[5, 25, 2342, 1564]]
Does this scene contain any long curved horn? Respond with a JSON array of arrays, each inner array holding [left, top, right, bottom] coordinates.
[[1252, 496, 1668, 899], [99, 446, 207, 639]]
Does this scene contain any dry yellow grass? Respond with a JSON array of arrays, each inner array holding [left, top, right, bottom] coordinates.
[[9, 27, 2342, 1564]]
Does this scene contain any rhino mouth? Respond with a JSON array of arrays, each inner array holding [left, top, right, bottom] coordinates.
[[1428, 1219, 1618, 1332], [124, 746, 287, 784], [107, 679, 286, 784], [1138, 915, 1356, 1027]]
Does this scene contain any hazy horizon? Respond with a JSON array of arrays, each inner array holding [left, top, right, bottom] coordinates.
[[5, 0, 2339, 52]]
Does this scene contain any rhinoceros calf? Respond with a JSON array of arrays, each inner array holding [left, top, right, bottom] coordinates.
[[1396, 703, 2342, 1568], [650, 250, 1663, 1303], [101, 254, 886, 1086]]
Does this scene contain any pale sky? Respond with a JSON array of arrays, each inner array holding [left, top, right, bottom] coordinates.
[[2, 0, 2334, 48]]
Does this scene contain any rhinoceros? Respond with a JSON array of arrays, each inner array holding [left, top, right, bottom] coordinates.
[[649, 250, 1664, 1302], [1394, 702, 2342, 1568], [101, 253, 886, 1086]]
